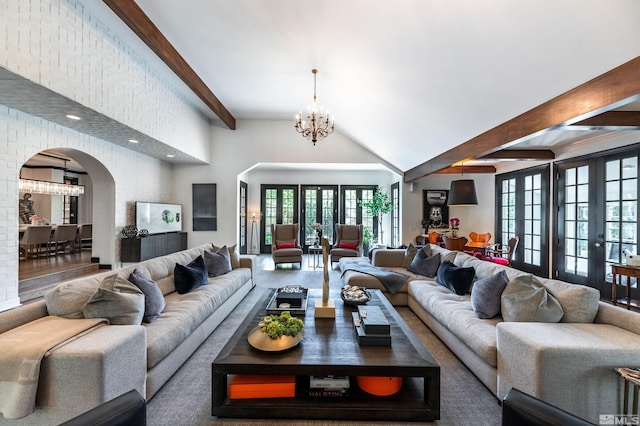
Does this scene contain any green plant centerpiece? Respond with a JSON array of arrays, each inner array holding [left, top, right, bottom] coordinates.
[[359, 186, 393, 245], [258, 311, 304, 340], [248, 311, 305, 352]]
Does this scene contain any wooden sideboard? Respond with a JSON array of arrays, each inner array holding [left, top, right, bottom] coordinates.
[[120, 232, 187, 262]]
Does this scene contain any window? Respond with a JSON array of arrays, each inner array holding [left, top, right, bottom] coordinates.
[[391, 182, 400, 247], [341, 185, 376, 240]]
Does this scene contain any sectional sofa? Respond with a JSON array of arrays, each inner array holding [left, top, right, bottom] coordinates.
[[0, 243, 255, 425], [340, 244, 640, 423]]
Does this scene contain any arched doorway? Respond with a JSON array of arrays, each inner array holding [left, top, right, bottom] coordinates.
[[18, 148, 116, 300]]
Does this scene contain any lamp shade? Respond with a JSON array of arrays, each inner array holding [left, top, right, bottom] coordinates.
[[448, 179, 478, 206]]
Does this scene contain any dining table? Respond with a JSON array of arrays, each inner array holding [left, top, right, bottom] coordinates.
[[463, 241, 493, 257]]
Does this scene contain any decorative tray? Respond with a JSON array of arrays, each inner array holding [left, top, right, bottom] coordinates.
[[266, 287, 309, 316], [247, 326, 304, 352], [341, 285, 371, 305]]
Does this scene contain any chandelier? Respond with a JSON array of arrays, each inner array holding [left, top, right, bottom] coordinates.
[[295, 69, 334, 145], [19, 178, 85, 196]]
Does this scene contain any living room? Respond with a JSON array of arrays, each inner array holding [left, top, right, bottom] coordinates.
[[1, 1, 640, 424]]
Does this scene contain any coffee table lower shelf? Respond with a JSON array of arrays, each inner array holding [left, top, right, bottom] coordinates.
[[212, 375, 435, 421]]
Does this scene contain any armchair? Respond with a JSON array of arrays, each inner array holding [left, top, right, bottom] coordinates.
[[330, 224, 363, 264], [271, 224, 303, 268], [486, 236, 519, 266]]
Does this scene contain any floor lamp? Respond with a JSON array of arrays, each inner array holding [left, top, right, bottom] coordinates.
[[249, 212, 260, 254]]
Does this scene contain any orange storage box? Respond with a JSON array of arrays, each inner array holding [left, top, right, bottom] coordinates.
[[228, 374, 296, 399]]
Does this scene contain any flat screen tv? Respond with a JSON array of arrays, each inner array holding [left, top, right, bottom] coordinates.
[[135, 202, 182, 235]]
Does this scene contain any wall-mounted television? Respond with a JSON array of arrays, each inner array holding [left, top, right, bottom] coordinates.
[[135, 202, 182, 235]]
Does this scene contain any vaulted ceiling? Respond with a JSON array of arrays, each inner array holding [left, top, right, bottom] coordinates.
[[80, 1, 640, 176]]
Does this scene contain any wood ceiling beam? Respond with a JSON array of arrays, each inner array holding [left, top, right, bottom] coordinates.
[[478, 150, 555, 161], [103, 0, 236, 130], [404, 56, 640, 182], [435, 165, 496, 174], [568, 111, 640, 130]]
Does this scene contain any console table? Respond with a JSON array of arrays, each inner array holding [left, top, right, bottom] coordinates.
[[611, 263, 640, 310], [120, 232, 187, 262]]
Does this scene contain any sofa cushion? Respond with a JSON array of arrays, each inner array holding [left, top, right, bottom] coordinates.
[[542, 279, 599, 323], [128, 269, 166, 323], [501, 274, 564, 322], [204, 246, 232, 277], [174, 255, 208, 294], [407, 251, 441, 278], [82, 288, 144, 325], [144, 268, 251, 368], [471, 270, 509, 319], [409, 280, 500, 366], [436, 260, 475, 295], [338, 241, 358, 250], [44, 279, 101, 319], [276, 240, 296, 249]]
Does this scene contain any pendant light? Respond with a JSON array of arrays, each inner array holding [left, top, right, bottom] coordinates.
[[448, 163, 478, 206]]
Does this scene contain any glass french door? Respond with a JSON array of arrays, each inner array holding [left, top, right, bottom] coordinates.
[[495, 165, 549, 277], [260, 185, 299, 253], [301, 185, 338, 249], [341, 185, 376, 240], [555, 149, 639, 300], [238, 181, 247, 254]]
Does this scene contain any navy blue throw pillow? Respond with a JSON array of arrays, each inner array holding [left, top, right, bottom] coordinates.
[[174, 255, 208, 294], [436, 260, 475, 295]]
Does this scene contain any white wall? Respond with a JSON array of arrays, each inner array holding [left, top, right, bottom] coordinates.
[[172, 119, 402, 248]]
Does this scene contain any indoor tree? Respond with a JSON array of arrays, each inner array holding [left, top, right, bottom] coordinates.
[[360, 186, 393, 245]]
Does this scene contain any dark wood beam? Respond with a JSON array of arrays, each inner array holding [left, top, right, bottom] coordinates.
[[568, 111, 640, 130], [435, 165, 496, 174], [478, 150, 555, 161], [405, 56, 640, 182], [103, 0, 236, 130]]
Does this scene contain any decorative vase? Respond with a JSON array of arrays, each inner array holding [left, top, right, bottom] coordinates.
[[138, 229, 150, 237], [121, 225, 138, 238], [451, 229, 458, 237]]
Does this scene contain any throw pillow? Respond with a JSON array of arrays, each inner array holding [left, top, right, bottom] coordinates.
[[501, 274, 564, 322], [436, 260, 475, 295], [422, 244, 433, 257], [81, 288, 144, 325], [338, 241, 358, 250], [401, 243, 418, 268], [407, 251, 441, 278], [276, 241, 296, 249], [471, 270, 509, 319], [174, 255, 209, 294], [44, 280, 100, 319], [212, 243, 240, 269], [543, 279, 599, 323], [204, 246, 232, 277], [128, 268, 166, 323]]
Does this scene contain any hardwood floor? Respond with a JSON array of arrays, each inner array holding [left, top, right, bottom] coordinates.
[[19, 249, 102, 303]]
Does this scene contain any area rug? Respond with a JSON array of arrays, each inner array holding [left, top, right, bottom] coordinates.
[[147, 261, 502, 425]]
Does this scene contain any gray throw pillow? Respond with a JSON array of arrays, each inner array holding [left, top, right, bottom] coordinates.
[[128, 268, 166, 323], [407, 250, 441, 278], [204, 246, 232, 277], [471, 270, 509, 319], [44, 280, 100, 319], [212, 243, 240, 269], [82, 288, 144, 325], [401, 243, 419, 268], [501, 274, 564, 322]]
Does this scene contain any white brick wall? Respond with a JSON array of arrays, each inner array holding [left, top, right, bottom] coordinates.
[[0, 0, 210, 310]]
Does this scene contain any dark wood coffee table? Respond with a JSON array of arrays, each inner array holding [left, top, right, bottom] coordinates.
[[211, 288, 440, 421]]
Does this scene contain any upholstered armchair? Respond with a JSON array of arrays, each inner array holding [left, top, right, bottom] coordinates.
[[330, 224, 363, 264], [271, 223, 303, 268]]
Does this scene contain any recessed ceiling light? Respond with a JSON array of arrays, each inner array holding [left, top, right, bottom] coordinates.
[[167, 154, 175, 158], [128, 139, 139, 144], [65, 114, 81, 120]]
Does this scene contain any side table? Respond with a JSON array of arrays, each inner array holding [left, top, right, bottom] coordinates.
[[308, 246, 322, 269], [611, 264, 640, 310], [615, 367, 640, 417]]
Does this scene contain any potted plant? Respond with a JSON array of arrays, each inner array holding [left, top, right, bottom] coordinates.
[[360, 186, 393, 245], [362, 227, 373, 256]]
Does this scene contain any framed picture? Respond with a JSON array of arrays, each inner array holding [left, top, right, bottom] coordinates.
[[423, 190, 449, 229]]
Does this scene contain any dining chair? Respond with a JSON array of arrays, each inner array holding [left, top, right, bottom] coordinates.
[[50, 224, 79, 255], [469, 232, 491, 243], [19, 225, 52, 259], [76, 223, 92, 250], [486, 236, 519, 266], [442, 235, 468, 251]]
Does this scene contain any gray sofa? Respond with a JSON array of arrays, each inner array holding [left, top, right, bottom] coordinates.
[[341, 244, 640, 423], [0, 243, 255, 425]]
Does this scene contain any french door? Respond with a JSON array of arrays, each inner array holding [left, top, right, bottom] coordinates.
[[238, 181, 247, 254], [301, 185, 338, 249], [555, 147, 639, 299], [495, 165, 549, 277], [260, 185, 299, 253], [341, 186, 376, 240]]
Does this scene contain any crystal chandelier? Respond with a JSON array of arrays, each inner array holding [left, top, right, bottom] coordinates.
[[295, 69, 334, 145], [19, 178, 85, 196]]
